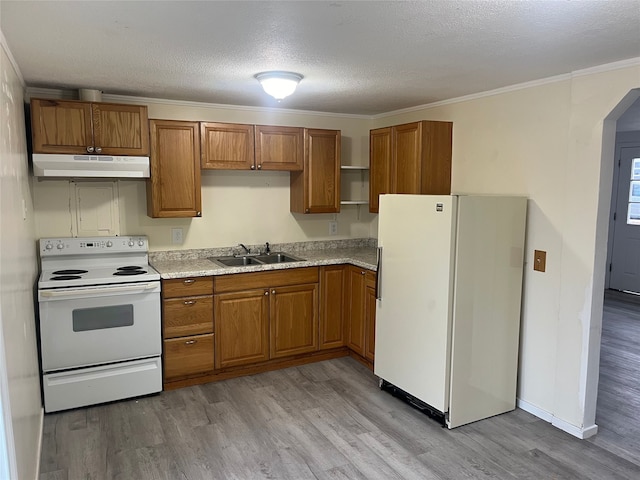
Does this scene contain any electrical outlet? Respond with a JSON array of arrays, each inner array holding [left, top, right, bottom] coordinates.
[[171, 228, 184, 245], [329, 221, 338, 235]]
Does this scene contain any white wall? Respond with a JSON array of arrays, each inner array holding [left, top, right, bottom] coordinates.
[[372, 61, 640, 437], [0, 34, 42, 480], [31, 95, 377, 250]]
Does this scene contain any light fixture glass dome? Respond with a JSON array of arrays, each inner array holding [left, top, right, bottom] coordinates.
[[255, 71, 303, 100]]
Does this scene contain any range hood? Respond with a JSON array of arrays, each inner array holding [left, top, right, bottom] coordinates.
[[32, 154, 150, 178]]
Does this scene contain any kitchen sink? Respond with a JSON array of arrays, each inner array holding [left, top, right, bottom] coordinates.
[[209, 252, 304, 268], [210, 256, 265, 267], [255, 252, 303, 264]]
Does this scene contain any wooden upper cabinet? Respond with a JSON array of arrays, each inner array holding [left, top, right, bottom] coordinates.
[[290, 128, 341, 214], [200, 122, 255, 169], [369, 120, 452, 213], [92, 103, 149, 155], [147, 120, 202, 218], [255, 125, 304, 171], [30, 98, 149, 156], [369, 127, 392, 213]]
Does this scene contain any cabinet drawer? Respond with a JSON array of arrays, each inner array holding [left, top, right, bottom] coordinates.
[[163, 295, 213, 339], [164, 333, 214, 381], [214, 267, 319, 293], [163, 277, 213, 298]]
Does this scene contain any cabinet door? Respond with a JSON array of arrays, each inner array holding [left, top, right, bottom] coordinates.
[[364, 272, 377, 362], [92, 103, 149, 155], [345, 266, 366, 356], [270, 283, 319, 358], [215, 289, 270, 368], [164, 333, 215, 381], [393, 122, 423, 194], [255, 125, 303, 171], [163, 295, 213, 339], [147, 120, 202, 218], [30, 99, 94, 154], [369, 127, 392, 213], [319, 265, 345, 350], [201, 122, 255, 169], [290, 129, 341, 214]]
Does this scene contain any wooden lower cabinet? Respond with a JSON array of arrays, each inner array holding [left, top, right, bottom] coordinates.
[[162, 276, 214, 383], [164, 334, 215, 381], [345, 265, 376, 362], [214, 267, 320, 367], [320, 265, 345, 349], [270, 283, 318, 358], [214, 289, 270, 368], [364, 273, 377, 362]]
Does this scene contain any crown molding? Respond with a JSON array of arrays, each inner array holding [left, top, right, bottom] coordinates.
[[0, 28, 25, 87], [374, 56, 640, 120]]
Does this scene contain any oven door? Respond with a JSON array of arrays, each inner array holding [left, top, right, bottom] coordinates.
[[38, 281, 161, 372]]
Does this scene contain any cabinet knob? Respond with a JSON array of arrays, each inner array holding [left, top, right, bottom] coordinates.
[[183, 279, 195, 285], [251, 165, 256, 170], [305, 208, 310, 213], [184, 300, 196, 306], [361, 271, 365, 275], [271, 289, 276, 295], [196, 212, 201, 217], [184, 340, 197, 345], [257, 164, 262, 170], [264, 291, 269, 296], [95, 147, 102, 153], [86, 146, 94, 153]]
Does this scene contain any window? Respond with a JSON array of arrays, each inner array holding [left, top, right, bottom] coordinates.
[[627, 158, 640, 225]]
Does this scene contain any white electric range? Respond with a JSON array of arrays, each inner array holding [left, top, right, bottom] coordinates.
[[37, 236, 162, 412]]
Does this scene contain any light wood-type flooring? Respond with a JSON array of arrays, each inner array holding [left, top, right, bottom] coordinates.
[[39, 290, 640, 479]]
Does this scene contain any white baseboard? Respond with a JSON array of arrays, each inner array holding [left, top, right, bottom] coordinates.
[[34, 407, 43, 480], [516, 398, 598, 439]]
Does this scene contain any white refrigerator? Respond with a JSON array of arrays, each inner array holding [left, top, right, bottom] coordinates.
[[374, 194, 527, 428]]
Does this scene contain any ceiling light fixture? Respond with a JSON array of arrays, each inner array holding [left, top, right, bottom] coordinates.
[[255, 71, 303, 100]]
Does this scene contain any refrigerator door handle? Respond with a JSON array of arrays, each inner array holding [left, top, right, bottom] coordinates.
[[376, 246, 383, 300]]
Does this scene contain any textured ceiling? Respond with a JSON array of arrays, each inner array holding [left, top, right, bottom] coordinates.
[[2, 0, 640, 116]]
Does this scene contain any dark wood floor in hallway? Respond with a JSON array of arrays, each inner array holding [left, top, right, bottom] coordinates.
[[39, 291, 640, 479]]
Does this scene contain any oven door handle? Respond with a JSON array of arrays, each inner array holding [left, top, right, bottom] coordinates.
[[40, 282, 159, 299]]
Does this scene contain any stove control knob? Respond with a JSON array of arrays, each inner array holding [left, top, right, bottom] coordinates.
[[106, 241, 113, 248], [138, 240, 144, 247], [128, 241, 135, 247], [45, 244, 53, 250], [57, 243, 64, 250]]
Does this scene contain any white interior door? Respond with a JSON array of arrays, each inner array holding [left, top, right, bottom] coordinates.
[[610, 147, 640, 292]]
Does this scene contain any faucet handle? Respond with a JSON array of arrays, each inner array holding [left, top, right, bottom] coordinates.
[[265, 242, 270, 254]]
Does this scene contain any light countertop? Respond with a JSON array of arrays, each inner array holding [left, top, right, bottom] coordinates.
[[150, 243, 377, 279]]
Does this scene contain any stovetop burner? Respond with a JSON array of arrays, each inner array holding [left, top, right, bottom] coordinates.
[[117, 266, 144, 271], [113, 270, 148, 276], [52, 269, 88, 275], [50, 275, 83, 281]]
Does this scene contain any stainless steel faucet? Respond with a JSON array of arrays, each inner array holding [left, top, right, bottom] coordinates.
[[238, 243, 250, 254]]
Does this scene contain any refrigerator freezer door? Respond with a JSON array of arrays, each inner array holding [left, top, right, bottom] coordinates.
[[375, 194, 457, 413], [447, 195, 527, 428]]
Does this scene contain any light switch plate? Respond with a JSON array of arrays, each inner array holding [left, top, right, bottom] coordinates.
[[534, 250, 546, 272]]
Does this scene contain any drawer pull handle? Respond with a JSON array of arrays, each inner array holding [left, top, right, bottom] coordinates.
[[184, 300, 196, 306], [185, 340, 197, 345], [183, 279, 195, 285]]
